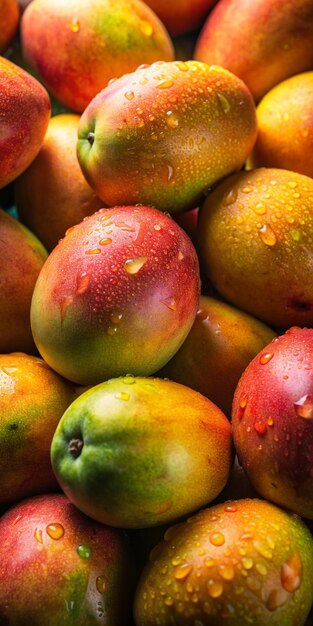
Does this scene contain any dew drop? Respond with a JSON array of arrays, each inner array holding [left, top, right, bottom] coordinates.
[[69, 17, 80, 32], [164, 596, 173, 606], [65, 225, 76, 236], [34, 528, 43, 544], [156, 79, 174, 89], [242, 557, 253, 570], [12, 514, 23, 525], [115, 391, 129, 401], [266, 587, 289, 611], [207, 579, 223, 598], [77, 545, 91, 558], [174, 61, 188, 72], [76, 272, 90, 295], [85, 248, 101, 255], [224, 504, 237, 513], [294, 395, 313, 419], [177, 251, 184, 261], [161, 297, 176, 311], [217, 93, 230, 114], [123, 374, 135, 384], [124, 256, 147, 274], [291, 230, 301, 242], [110, 311, 123, 324], [46, 523, 64, 540], [218, 563, 235, 580], [154, 224, 161, 231], [267, 417, 274, 426], [210, 532, 225, 547], [253, 202, 267, 215], [238, 392, 248, 419], [107, 325, 118, 336], [254, 421, 267, 435], [260, 352, 274, 365], [125, 91, 135, 101], [204, 558, 215, 568], [281, 553, 302, 593], [99, 237, 112, 246], [174, 563, 193, 581], [166, 111, 179, 128], [96, 576, 106, 594], [223, 188, 238, 206], [258, 224, 277, 246]]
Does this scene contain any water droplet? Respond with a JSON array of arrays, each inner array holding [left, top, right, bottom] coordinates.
[[164, 596, 173, 606], [242, 557, 253, 570], [156, 79, 174, 89], [123, 374, 135, 384], [207, 579, 223, 598], [114, 391, 130, 401], [174, 61, 188, 72], [154, 224, 161, 231], [76, 272, 90, 295], [124, 256, 147, 274], [254, 421, 267, 435], [267, 417, 274, 426], [161, 297, 176, 311], [238, 392, 248, 419], [258, 224, 277, 246], [256, 563, 267, 576], [96, 576, 106, 593], [174, 563, 193, 581], [70, 17, 80, 32], [99, 237, 112, 246], [46, 523, 64, 540], [125, 91, 135, 101], [253, 202, 267, 215], [210, 532, 225, 546], [65, 225, 76, 236], [85, 248, 101, 255], [12, 514, 23, 525], [217, 93, 230, 113], [140, 20, 153, 36], [107, 325, 118, 336], [166, 111, 179, 128], [177, 251, 184, 261], [260, 352, 274, 365], [110, 311, 122, 324], [266, 587, 289, 611], [224, 504, 237, 513], [60, 295, 73, 324], [223, 188, 238, 206], [77, 545, 91, 558], [294, 394, 313, 419], [218, 563, 235, 580], [253, 540, 273, 559], [34, 528, 43, 544]]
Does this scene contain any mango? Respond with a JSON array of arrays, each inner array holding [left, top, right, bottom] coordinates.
[[15, 114, 103, 251], [194, 0, 313, 102], [232, 327, 313, 520], [198, 168, 313, 329], [158, 295, 276, 416], [134, 499, 313, 625], [21, 0, 174, 113], [0, 493, 134, 625], [0, 56, 50, 189], [77, 61, 257, 213], [50, 377, 233, 528], [0, 0, 19, 53], [249, 72, 313, 177], [0, 209, 47, 353], [144, 0, 217, 37], [0, 352, 75, 504], [30, 206, 200, 385]]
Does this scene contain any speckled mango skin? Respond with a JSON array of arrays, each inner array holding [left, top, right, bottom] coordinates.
[[0, 0, 19, 53], [143, 0, 217, 37], [21, 0, 174, 113], [232, 327, 313, 520], [197, 168, 313, 329], [0, 56, 51, 189], [0, 353, 75, 504], [158, 295, 276, 417], [249, 72, 313, 177], [133, 499, 313, 626], [77, 61, 257, 213], [0, 209, 48, 354], [30, 206, 200, 385], [51, 377, 233, 528], [0, 493, 134, 625], [194, 0, 313, 103], [15, 114, 104, 251]]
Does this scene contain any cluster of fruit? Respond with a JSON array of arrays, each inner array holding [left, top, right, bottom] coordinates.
[[0, 0, 313, 624]]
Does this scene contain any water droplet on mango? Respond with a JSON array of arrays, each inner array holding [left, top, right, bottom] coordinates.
[[124, 256, 147, 274]]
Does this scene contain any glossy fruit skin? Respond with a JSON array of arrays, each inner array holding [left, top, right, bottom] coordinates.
[[158, 295, 276, 416], [0, 56, 50, 189], [51, 377, 233, 528], [143, 0, 217, 36], [194, 0, 313, 102], [0, 493, 134, 625], [197, 168, 313, 329], [21, 0, 174, 113], [0, 0, 19, 53], [232, 327, 313, 520], [134, 499, 313, 626], [0, 353, 75, 504], [249, 72, 313, 177], [0, 209, 48, 353], [15, 114, 103, 251], [31, 206, 200, 385], [77, 61, 257, 213]]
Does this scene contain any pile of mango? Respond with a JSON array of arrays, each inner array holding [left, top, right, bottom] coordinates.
[[1, 0, 313, 624]]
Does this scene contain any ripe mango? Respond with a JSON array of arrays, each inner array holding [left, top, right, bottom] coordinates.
[[198, 168, 313, 329], [30, 206, 200, 385], [0, 0, 19, 53], [77, 61, 257, 213], [134, 499, 313, 625], [21, 0, 174, 112], [249, 72, 313, 177], [195, 0, 313, 102], [51, 377, 233, 528]]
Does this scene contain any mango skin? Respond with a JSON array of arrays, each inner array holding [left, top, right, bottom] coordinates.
[[249, 72, 313, 177], [158, 295, 276, 416], [194, 0, 313, 103], [232, 327, 313, 520], [77, 61, 257, 213], [15, 114, 104, 251], [144, 0, 217, 36], [0, 352, 75, 504], [134, 499, 313, 626], [21, 0, 174, 113], [30, 206, 200, 385], [0, 209, 48, 354], [0, 493, 134, 625], [0, 56, 50, 189], [51, 377, 233, 528], [0, 0, 19, 53], [198, 168, 313, 329]]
